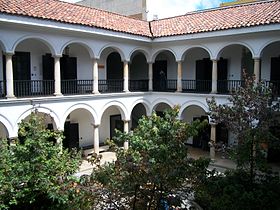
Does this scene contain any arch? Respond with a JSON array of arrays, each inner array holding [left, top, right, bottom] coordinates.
[[98, 44, 126, 61], [12, 35, 55, 55], [16, 107, 60, 130], [100, 100, 128, 122], [129, 47, 150, 62], [128, 98, 151, 117], [59, 40, 95, 58], [0, 39, 7, 52], [151, 48, 177, 63], [259, 39, 280, 57], [179, 100, 209, 120], [151, 98, 174, 114], [181, 45, 213, 61], [62, 103, 98, 126], [216, 42, 255, 59], [0, 114, 13, 138]]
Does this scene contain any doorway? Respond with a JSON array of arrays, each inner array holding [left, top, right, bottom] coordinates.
[[63, 121, 79, 150], [110, 114, 124, 141], [196, 58, 212, 92], [153, 60, 167, 91]]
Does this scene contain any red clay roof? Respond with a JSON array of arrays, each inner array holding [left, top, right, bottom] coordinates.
[[0, 0, 152, 37], [151, 0, 280, 37], [0, 0, 279, 38]]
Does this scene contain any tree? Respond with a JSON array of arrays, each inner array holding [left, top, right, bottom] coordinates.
[[207, 73, 279, 181], [91, 106, 209, 209], [0, 111, 92, 210]]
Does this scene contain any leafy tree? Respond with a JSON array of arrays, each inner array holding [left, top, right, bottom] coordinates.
[[197, 73, 280, 210], [0, 111, 92, 210], [207, 73, 279, 181], [90, 106, 209, 209]]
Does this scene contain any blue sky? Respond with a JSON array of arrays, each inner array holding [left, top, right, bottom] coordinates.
[[62, 0, 234, 20]]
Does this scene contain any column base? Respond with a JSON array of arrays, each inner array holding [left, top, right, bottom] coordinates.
[[54, 93, 63, 96], [92, 91, 100, 95], [6, 95, 16, 99]]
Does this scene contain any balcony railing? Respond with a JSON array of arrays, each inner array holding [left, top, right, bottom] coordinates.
[[99, 79, 123, 93], [0, 80, 6, 98], [62, 80, 93, 95], [129, 80, 149, 91], [2, 79, 279, 98], [182, 80, 212, 93], [217, 80, 245, 94], [14, 80, 54, 97]]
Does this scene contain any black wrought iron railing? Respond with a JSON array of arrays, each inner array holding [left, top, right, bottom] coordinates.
[[129, 80, 149, 91], [153, 79, 177, 92], [14, 80, 54, 97], [98, 79, 123, 93], [217, 80, 244, 94], [0, 80, 6, 98], [182, 80, 212, 93]]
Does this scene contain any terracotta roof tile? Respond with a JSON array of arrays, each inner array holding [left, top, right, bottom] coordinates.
[[0, 0, 152, 37], [0, 0, 279, 38], [150, 0, 280, 37]]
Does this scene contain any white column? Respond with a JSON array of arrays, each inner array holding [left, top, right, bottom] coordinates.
[[123, 61, 129, 92], [54, 56, 62, 96], [254, 58, 260, 83], [177, 61, 182, 92], [93, 124, 100, 154], [123, 120, 129, 150], [148, 62, 153, 91], [92, 58, 99, 94], [211, 59, 218, 94], [210, 123, 216, 161], [5, 53, 15, 98]]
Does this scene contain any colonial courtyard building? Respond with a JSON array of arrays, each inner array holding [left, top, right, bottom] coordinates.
[[0, 0, 279, 159]]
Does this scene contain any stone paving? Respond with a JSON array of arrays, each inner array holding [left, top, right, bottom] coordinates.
[[76, 146, 238, 176]]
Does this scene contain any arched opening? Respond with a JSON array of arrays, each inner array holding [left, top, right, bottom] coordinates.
[[153, 51, 176, 92], [19, 112, 57, 144], [60, 43, 92, 95], [63, 108, 95, 150], [106, 52, 123, 92], [181, 105, 210, 151], [153, 102, 172, 117], [0, 122, 9, 139], [100, 106, 124, 144], [217, 44, 253, 93], [130, 103, 147, 130], [182, 47, 211, 93], [260, 41, 280, 99], [130, 52, 149, 91], [8, 39, 53, 97]]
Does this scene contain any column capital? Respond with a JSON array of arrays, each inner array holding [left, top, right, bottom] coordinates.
[[4, 52, 14, 57], [91, 123, 100, 128], [147, 61, 154, 64], [253, 57, 260, 60], [176, 60, 183, 63], [211, 59, 218, 62], [52, 54, 62, 59]]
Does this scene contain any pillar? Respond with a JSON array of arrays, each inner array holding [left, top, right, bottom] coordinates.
[[92, 58, 99, 94], [177, 61, 182, 92], [93, 124, 100, 154], [254, 58, 260, 83], [123, 61, 129, 92], [5, 53, 15, 98], [210, 123, 216, 161], [54, 56, 62, 96], [148, 62, 153, 91], [211, 59, 218, 94], [123, 120, 129, 150]]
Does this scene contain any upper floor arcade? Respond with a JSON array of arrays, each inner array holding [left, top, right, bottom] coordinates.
[[0, 29, 280, 100]]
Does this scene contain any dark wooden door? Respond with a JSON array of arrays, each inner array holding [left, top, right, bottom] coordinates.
[[192, 116, 210, 150], [107, 52, 123, 80], [217, 58, 228, 93], [196, 58, 212, 92], [60, 55, 77, 93], [64, 122, 79, 149], [12, 52, 31, 95], [43, 54, 54, 80], [271, 57, 280, 81], [153, 60, 167, 91]]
